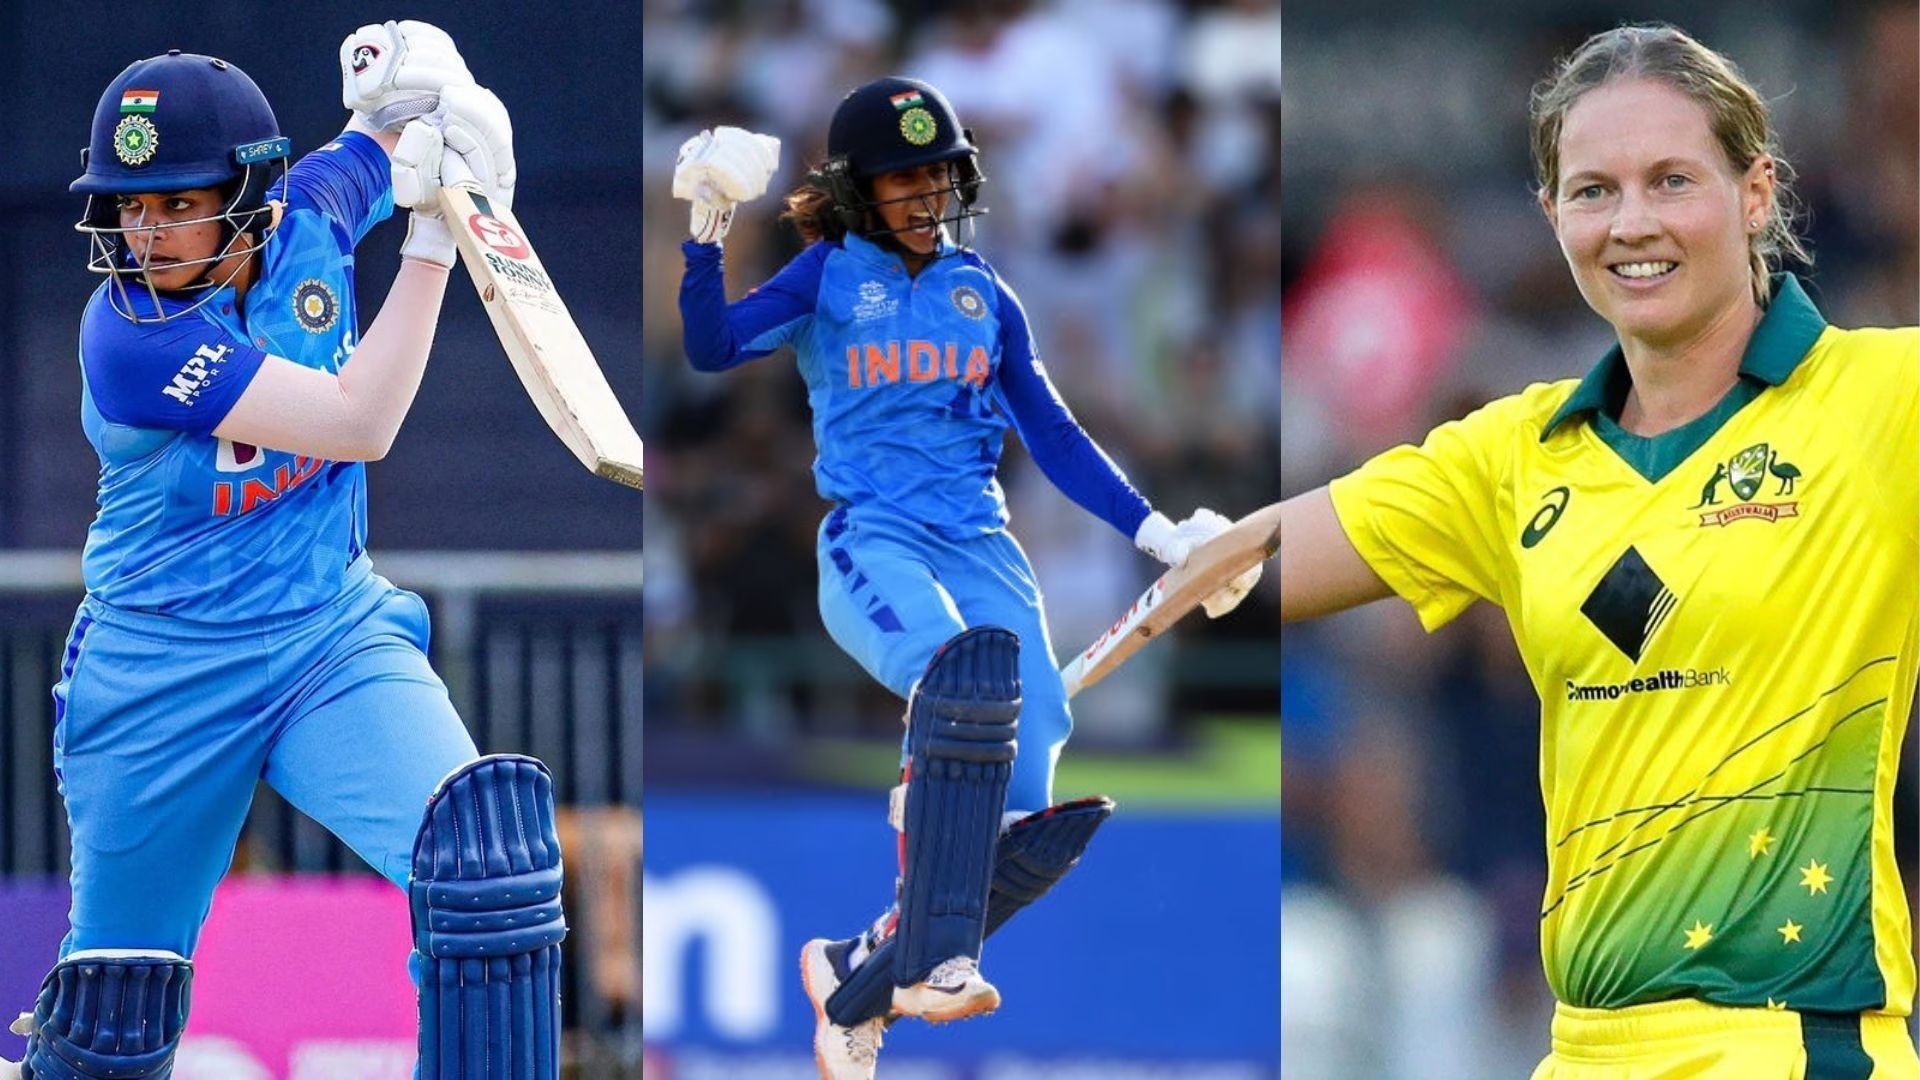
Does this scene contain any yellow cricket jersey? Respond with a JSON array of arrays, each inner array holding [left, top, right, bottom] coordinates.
[[1328, 276, 1920, 1014]]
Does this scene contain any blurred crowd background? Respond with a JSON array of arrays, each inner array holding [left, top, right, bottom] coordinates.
[[1281, 2, 1919, 1076], [642, 0, 1282, 774], [639, 0, 1281, 1074]]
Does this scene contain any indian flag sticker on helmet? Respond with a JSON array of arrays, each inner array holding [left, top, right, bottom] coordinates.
[[119, 88, 160, 114], [889, 89, 925, 111], [113, 115, 159, 166], [900, 106, 938, 146]]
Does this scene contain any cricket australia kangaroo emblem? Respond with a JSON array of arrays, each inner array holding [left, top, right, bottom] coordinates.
[[1693, 442, 1802, 526]]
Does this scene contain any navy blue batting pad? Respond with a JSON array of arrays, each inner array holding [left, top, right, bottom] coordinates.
[[828, 795, 1113, 1025], [410, 755, 567, 1079], [892, 627, 1020, 988], [981, 796, 1114, 937], [22, 952, 190, 1079]]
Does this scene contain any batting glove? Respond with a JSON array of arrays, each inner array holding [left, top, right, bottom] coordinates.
[[391, 121, 455, 266], [1133, 510, 1187, 566], [340, 20, 475, 131], [390, 86, 515, 267], [673, 126, 781, 244], [1173, 508, 1263, 618]]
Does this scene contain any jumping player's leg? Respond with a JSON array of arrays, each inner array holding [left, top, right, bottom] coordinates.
[[816, 514, 969, 698], [807, 519, 1020, 1069], [821, 530, 1112, 1028], [949, 529, 1072, 814]]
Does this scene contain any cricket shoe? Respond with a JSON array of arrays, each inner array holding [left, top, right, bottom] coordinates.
[[801, 938, 884, 1080], [0, 1011, 26, 1079], [892, 955, 1000, 1024]]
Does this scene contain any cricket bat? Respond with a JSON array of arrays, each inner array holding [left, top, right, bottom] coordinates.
[[440, 180, 645, 489], [1061, 502, 1281, 698]]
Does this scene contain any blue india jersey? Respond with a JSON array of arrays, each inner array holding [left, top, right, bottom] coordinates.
[[682, 233, 1151, 539], [75, 131, 394, 620]]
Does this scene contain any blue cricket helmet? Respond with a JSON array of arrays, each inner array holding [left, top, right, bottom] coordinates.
[[72, 49, 289, 196], [813, 76, 986, 247], [827, 76, 978, 180], [73, 50, 292, 322]]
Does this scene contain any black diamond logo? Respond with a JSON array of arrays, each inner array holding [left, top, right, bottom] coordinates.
[[1580, 546, 1677, 661]]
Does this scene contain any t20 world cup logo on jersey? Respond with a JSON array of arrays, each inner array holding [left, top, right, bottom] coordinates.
[[852, 280, 899, 323], [1692, 441, 1802, 526]]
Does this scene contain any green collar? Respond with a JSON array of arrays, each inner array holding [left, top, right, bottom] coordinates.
[[1541, 274, 1828, 441]]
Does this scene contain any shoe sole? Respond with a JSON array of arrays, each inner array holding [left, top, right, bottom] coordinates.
[[800, 940, 836, 1080], [896, 983, 1001, 1025]]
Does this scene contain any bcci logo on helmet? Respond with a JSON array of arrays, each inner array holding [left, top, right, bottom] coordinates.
[[113, 115, 159, 166], [1692, 441, 1802, 526], [899, 107, 938, 147]]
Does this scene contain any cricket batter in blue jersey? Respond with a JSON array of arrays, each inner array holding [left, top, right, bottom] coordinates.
[[2, 23, 566, 1080], [673, 77, 1262, 1079]]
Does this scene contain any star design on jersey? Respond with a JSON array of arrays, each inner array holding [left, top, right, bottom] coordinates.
[[1748, 827, 1776, 859], [1683, 920, 1713, 950], [1778, 919, 1804, 944], [1799, 860, 1833, 895]]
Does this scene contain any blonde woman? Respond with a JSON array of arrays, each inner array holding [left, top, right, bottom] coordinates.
[[1282, 24, 1920, 1077]]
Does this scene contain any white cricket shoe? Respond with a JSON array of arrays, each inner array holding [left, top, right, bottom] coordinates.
[[892, 955, 1000, 1024], [1, 1010, 28, 1078], [801, 939, 884, 1080]]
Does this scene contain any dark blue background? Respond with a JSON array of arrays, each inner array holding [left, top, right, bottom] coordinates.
[[1, 2, 644, 550]]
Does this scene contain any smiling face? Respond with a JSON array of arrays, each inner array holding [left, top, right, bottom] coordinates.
[[115, 187, 237, 290], [1543, 78, 1773, 350], [869, 161, 955, 258]]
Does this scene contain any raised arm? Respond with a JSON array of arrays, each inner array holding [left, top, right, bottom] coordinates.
[[1279, 487, 1394, 622], [217, 84, 516, 461], [213, 262, 448, 461]]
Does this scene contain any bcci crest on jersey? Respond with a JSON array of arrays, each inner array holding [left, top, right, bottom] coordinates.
[[1693, 441, 1802, 527], [293, 279, 339, 333]]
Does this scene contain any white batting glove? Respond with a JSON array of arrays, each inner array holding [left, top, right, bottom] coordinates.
[[390, 86, 514, 268], [1133, 510, 1188, 567], [435, 84, 517, 212], [673, 126, 781, 244], [1174, 508, 1264, 618], [391, 121, 455, 266], [341, 20, 475, 131], [392, 85, 516, 210]]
